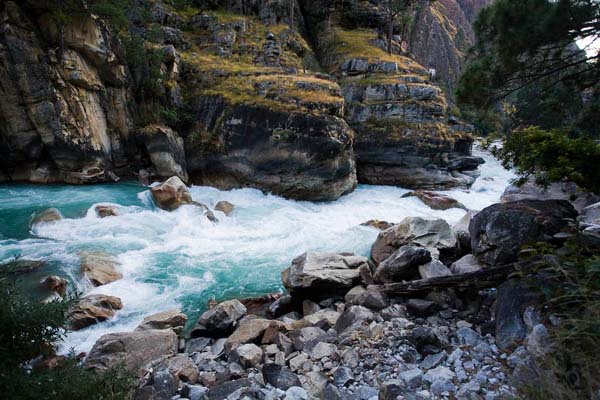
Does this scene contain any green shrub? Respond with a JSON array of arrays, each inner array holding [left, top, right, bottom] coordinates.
[[493, 126, 600, 194], [0, 263, 134, 399]]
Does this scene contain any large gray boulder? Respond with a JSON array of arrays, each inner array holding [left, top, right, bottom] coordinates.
[[281, 252, 370, 298], [190, 299, 247, 338], [470, 200, 577, 265], [85, 329, 178, 376], [373, 244, 431, 283], [501, 179, 599, 213], [370, 217, 456, 265]]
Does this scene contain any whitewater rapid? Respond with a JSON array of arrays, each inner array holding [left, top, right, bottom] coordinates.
[[0, 145, 514, 354]]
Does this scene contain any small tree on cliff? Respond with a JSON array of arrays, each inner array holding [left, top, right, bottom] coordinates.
[[382, 0, 417, 54]]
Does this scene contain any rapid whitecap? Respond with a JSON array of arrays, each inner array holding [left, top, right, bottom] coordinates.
[[0, 145, 514, 353]]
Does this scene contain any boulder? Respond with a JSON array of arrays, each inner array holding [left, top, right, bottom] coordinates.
[[95, 204, 118, 218], [150, 176, 193, 211], [281, 252, 370, 298], [214, 201, 234, 216], [85, 329, 178, 376], [41, 275, 68, 296], [406, 298, 439, 317], [79, 250, 122, 286], [30, 208, 62, 226], [69, 294, 123, 330], [501, 179, 599, 213], [190, 299, 246, 338], [370, 217, 456, 265], [418, 259, 452, 279], [136, 309, 187, 335], [450, 254, 484, 274], [402, 190, 466, 210], [373, 244, 431, 283], [470, 200, 577, 265]]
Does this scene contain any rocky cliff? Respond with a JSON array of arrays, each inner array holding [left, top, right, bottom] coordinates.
[[0, 0, 488, 199]]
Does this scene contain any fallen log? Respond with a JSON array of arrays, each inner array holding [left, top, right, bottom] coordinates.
[[376, 260, 542, 296]]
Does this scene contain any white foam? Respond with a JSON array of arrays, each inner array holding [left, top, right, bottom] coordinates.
[[9, 146, 513, 354]]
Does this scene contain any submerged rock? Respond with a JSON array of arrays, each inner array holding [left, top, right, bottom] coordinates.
[[151, 176, 193, 211], [41, 275, 68, 297], [30, 208, 62, 226], [214, 200, 234, 216], [69, 294, 123, 330], [402, 190, 467, 210], [79, 250, 122, 286], [94, 204, 118, 218], [85, 329, 178, 376], [281, 252, 370, 298]]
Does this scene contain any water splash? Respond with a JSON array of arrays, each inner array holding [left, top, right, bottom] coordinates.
[[0, 145, 514, 353]]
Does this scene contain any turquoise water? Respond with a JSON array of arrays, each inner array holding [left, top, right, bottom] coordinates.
[[0, 147, 514, 353]]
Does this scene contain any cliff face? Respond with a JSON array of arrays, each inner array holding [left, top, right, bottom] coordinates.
[[0, 0, 487, 199], [0, 2, 136, 184], [409, 0, 492, 91]]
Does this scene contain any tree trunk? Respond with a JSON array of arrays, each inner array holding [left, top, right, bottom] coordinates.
[[374, 260, 543, 296], [387, 15, 394, 55]]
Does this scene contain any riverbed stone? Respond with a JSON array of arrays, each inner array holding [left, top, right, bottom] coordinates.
[[232, 343, 263, 368], [262, 364, 301, 390], [159, 354, 199, 383], [334, 305, 374, 333], [79, 250, 122, 286]]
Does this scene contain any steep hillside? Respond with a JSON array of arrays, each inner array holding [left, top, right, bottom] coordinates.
[[0, 0, 486, 199]]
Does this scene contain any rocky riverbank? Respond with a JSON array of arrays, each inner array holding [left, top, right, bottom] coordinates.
[[40, 176, 596, 400]]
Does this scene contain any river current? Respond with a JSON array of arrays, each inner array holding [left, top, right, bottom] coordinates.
[[0, 146, 514, 353]]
